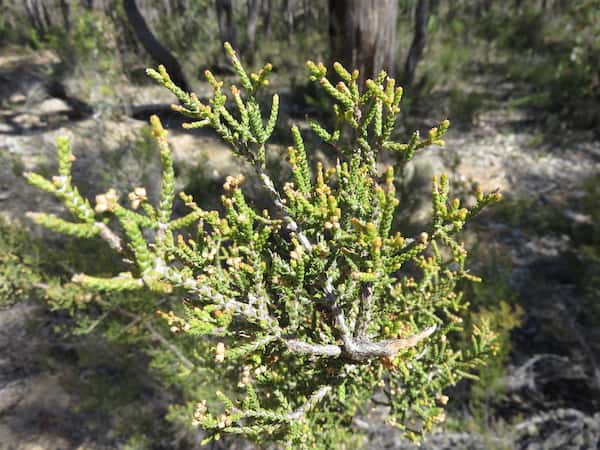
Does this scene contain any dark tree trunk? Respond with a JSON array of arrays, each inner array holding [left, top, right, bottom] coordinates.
[[245, 0, 260, 65], [59, 0, 70, 32], [403, 0, 429, 87], [123, 0, 190, 92], [24, 0, 48, 35], [45, 80, 94, 118], [284, 0, 295, 43], [513, 0, 524, 12], [302, 0, 309, 30], [173, 0, 188, 15], [328, 0, 399, 82], [40, 0, 52, 30], [162, 0, 173, 17], [216, 0, 236, 48], [262, 0, 272, 38]]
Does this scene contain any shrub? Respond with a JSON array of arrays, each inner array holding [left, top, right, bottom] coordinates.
[[26, 44, 500, 448]]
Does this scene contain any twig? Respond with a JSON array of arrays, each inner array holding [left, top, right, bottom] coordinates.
[[145, 322, 194, 370], [81, 309, 111, 334], [355, 285, 375, 338], [93, 297, 194, 370], [288, 385, 332, 420], [256, 166, 313, 251], [95, 222, 123, 252]]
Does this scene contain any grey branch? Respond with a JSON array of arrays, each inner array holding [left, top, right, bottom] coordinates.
[[95, 222, 123, 252], [355, 285, 375, 338], [286, 339, 341, 357], [341, 324, 437, 361], [257, 167, 313, 252], [284, 325, 437, 361]]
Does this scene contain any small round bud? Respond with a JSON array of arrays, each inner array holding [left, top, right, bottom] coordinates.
[[215, 342, 225, 363], [437, 394, 449, 405]]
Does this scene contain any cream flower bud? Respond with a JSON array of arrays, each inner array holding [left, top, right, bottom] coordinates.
[[128, 187, 147, 210], [223, 174, 245, 192], [290, 246, 303, 260], [191, 400, 207, 426], [238, 365, 251, 387], [95, 189, 118, 213], [215, 342, 225, 362]]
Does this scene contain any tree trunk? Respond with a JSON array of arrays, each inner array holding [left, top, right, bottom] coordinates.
[[162, 0, 173, 17], [513, 0, 524, 12], [123, 0, 190, 92], [403, 0, 429, 87], [328, 0, 399, 82], [216, 0, 236, 48], [59, 0, 70, 32], [24, 0, 48, 35], [262, 0, 272, 38], [284, 0, 295, 43], [45, 80, 94, 118], [245, 0, 260, 65]]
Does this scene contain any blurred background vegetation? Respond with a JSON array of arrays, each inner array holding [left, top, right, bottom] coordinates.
[[0, 0, 599, 449], [1, 0, 598, 127]]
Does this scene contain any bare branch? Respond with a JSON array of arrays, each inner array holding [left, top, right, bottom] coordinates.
[[286, 340, 341, 357], [342, 325, 437, 361], [355, 285, 375, 338], [284, 325, 437, 361], [257, 167, 313, 252]]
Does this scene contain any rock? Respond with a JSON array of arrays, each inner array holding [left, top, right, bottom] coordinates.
[[0, 380, 25, 414], [564, 209, 592, 225], [8, 93, 26, 104], [501, 355, 600, 414], [13, 113, 43, 129], [419, 433, 489, 450], [514, 409, 600, 450], [37, 97, 70, 115]]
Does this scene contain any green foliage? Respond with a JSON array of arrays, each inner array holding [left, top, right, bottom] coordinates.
[[54, 7, 117, 71], [491, 195, 569, 236], [572, 176, 600, 328], [448, 89, 486, 128], [480, 0, 600, 127], [44, 5, 124, 105], [27, 45, 501, 448], [461, 245, 523, 418], [0, 217, 42, 307], [398, 0, 600, 128]]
